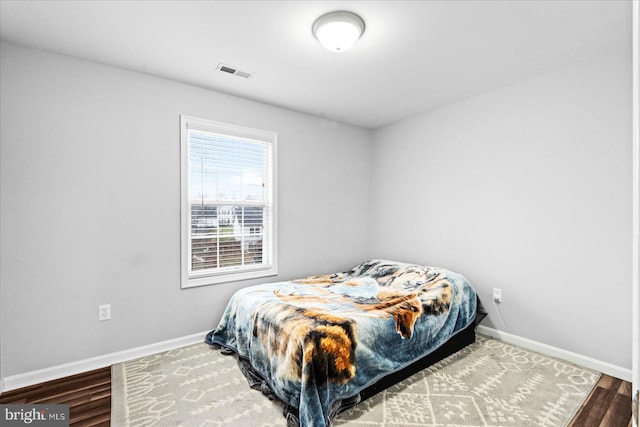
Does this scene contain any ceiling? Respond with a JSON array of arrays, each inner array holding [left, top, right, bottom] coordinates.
[[0, 0, 632, 129]]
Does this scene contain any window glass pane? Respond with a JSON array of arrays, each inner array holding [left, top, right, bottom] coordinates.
[[182, 116, 275, 287], [190, 204, 265, 271]]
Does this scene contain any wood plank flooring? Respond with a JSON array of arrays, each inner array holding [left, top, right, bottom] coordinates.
[[0, 368, 633, 426], [570, 375, 633, 427], [569, 374, 634, 427], [0, 367, 111, 427]]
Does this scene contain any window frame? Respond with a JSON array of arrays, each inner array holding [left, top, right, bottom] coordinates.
[[180, 115, 278, 288]]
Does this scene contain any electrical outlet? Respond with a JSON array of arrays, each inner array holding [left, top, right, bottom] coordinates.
[[492, 288, 502, 304], [98, 304, 111, 321]]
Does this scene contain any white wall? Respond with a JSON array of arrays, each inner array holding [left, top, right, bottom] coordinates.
[[632, 0, 639, 410], [371, 51, 633, 369], [0, 40, 633, 380], [0, 42, 371, 376]]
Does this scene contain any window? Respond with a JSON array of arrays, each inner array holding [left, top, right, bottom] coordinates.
[[180, 115, 277, 288]]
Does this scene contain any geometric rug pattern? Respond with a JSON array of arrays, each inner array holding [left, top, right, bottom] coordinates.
[[111, 335, 600, 427]]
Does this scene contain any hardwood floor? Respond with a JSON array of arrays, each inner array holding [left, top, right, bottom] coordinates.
[[0, 367, 111, 427], [0, 369, 633, 426], [569, 374, 634, 427]]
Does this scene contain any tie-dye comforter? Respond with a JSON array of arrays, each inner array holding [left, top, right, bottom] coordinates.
[[206, 260, 477, 427]]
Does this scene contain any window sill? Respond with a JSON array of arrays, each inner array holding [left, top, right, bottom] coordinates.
[[181, 265, 278, 289]]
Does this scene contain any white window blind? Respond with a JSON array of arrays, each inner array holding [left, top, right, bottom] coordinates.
[[181, 115, 277, 288]]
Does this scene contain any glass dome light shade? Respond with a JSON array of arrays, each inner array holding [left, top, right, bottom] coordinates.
[[312, 11, 365, 52]]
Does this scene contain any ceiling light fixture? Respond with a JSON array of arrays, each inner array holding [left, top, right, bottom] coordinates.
[[312, 11, 365, 53]]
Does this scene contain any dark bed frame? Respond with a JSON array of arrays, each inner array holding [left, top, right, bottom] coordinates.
[[310, 317, 478, 424], [358, 318, 476, 402], [282, 308, 482, 426], [221, 300, 483, 427]]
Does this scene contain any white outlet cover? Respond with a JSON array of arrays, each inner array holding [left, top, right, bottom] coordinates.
[[98, 304, 111, 321]]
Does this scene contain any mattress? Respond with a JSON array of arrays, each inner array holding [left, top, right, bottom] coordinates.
[[206, 259, 478, 427]]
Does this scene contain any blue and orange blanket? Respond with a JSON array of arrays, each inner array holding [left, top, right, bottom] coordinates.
[[206, 260, 477, 427]]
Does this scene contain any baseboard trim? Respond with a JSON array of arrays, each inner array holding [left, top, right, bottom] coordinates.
[[1, 330, 210, 393], [477, 325, 632, 382], [2, 327, 631, 393]]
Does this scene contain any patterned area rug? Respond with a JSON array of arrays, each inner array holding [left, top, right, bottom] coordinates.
[[111, 335, 599, 426]]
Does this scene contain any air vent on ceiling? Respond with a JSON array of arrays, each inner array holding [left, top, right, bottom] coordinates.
[[217, 63, 254, 79]]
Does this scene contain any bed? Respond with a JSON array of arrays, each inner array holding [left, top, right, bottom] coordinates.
[[206, 259, 478, 427]]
